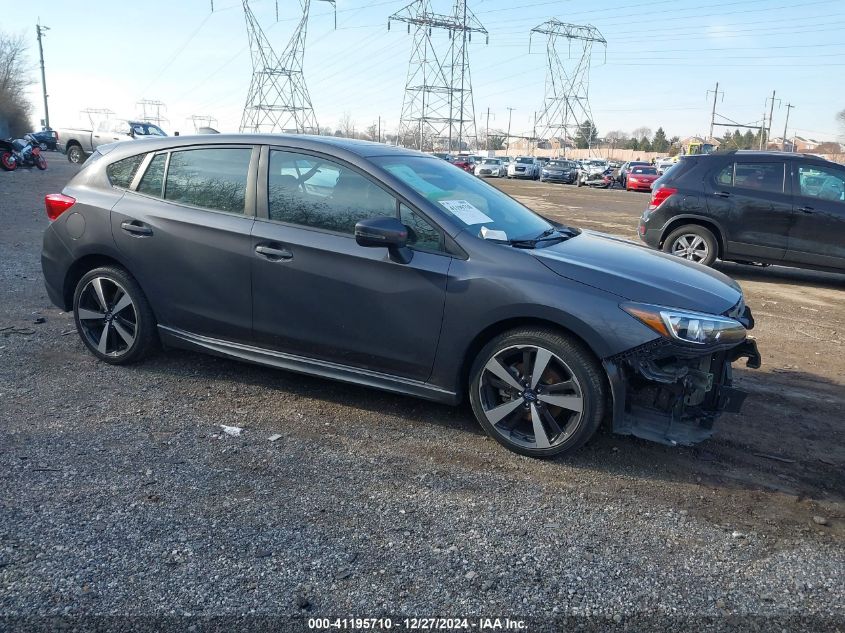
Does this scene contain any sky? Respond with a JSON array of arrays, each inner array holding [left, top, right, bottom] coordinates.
[[4, 0, 845, 142]]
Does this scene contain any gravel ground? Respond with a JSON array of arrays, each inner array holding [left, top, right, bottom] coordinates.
[[0, 160, 843, 632]]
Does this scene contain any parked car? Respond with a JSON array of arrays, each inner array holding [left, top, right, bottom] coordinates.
[[27, 129, 58, 151], [42, 134, 760, 458], [508, 156, 539, 179], [540, 159, 578, 184], [475, 157, 507, 178], [656, 157, 676, 175], [625, 165, 659, 192], [639, 150, 845, 272], [577, 159, 609, 183], [619, 161, 650, 187], [57, 119, 167, 164], [450, 157, 475, 173]]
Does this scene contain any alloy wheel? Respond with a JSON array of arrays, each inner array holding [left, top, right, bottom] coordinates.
[[478, 344, 584, 450], [76, 277, 138, 357], [671, 233, 709, 262]]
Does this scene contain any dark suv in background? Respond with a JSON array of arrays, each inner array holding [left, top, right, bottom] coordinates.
[[638, 151, 845, 273]]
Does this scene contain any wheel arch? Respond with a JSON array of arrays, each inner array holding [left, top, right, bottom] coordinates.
[[62, 253, 133, 311], [457, 316, 610, 404], [659, 216, 725, 258]]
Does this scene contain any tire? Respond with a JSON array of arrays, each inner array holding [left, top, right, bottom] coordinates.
[[36, 156, 47, 170], [72, 266, 157, 365], [0, 151, 16, 171], [39, 142, 48, 151], [469, 327, 606, 458], [662, 224, 718, 267], [67, 145, 84, 164]]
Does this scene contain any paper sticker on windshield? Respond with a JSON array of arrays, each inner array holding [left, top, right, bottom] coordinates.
[[438, 200, 493, 225]]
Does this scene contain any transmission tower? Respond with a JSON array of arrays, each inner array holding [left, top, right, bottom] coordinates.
[[188, 115, 219, 132], [390, 0, 487, 152], [240, 0, 335, 134], [80, 108, 115, 127], [136, 99, 169, 127], [530, 20, 606, 155]]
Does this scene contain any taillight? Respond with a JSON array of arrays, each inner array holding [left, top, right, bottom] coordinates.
[[649, 186, 677, 210], [45, 193, 76, 221]]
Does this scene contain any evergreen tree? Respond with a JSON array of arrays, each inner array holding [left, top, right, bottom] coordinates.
[[652, 127, 669, 153], [574, 120, 598, 149], [640, 136, 652, 152]]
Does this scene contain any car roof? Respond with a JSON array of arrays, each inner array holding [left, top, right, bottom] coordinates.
[[95, 133, 426, 163]]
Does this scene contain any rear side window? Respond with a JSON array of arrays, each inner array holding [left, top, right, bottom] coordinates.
[[165, 148, 252, 214], [137, 153, 167, 197], [718, 162, 785, 194], [106, 154, 145, 189]]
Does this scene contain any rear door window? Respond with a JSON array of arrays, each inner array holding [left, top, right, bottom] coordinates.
[[718, 162, 786, 194], [164, 148, 253, 214]]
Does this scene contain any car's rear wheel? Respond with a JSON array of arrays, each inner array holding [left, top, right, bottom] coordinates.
[[73, 266, 157, 364], [663, 224, 718, 266], [67, 145, 84, 164], [469, 328, 606, 458]]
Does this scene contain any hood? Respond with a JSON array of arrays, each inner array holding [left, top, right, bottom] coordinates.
[[531, 230, 742, 314]]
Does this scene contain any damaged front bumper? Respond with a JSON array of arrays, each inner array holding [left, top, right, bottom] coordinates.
[[602, 332, 761, 447]]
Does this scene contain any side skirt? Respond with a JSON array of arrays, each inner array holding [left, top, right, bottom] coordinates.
[[158, 325, 460, 405]]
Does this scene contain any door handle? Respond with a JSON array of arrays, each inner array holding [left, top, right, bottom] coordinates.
[[120, 220, 153, 236], [714, 191, 731, 198], [798, 205, 814, 213], [255, 244, 293, 261]]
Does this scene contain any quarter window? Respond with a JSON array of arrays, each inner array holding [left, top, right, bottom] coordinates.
[[798, 165, 845, 202], [136, 153, 167, 197], [164, 148, 252, 214], [400, 204, 443, 252], [106, 154, 145, 189], [268, 150, 396, 233]]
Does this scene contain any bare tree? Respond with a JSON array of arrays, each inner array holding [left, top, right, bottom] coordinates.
[[337, 112, 356, 139], [838, 109, 845, 139], [631, 126, 652, 142], [364, 122, 378, 142], [0, 31, 32, 137]]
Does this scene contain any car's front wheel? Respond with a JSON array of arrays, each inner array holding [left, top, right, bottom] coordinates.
[[67, 145, 84, 164], [73, 266, 157, 364], [469, 328, 606, 458], [663, 224, 718, 266]]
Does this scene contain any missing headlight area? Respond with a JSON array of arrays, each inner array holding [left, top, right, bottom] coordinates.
[[603, 337, 761, 446]]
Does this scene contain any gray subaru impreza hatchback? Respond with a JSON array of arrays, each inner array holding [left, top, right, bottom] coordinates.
[[41, 135, 761, 458]]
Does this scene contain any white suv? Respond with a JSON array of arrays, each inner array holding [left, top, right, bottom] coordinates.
[[507, 156, 539, 179]]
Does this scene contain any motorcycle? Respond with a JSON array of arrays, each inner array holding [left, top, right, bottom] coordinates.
[[0, 135, 48, 171]]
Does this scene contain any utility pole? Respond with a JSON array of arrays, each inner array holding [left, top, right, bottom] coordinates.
[[506, 107, 515, 157], [759, 108, 767, 150], [531, 111, 537, 156], [36, 21, 50, 129], [782, 103, 794, 152], [378, 116, 381, 143], [764, 90, 779, 149], [485, 107, 490, 152], [706, 81, 722, 141]]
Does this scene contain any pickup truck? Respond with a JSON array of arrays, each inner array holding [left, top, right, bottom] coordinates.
[[57, 119, 167, 164]]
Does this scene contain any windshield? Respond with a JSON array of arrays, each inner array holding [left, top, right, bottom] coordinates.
[[632, 167, 657, 175], [130, 123, 167, 137], [482, 159, 500, 165], [516, 157, 534, 164], [548, 161, 574, 168], [373, 155, 552, 241]]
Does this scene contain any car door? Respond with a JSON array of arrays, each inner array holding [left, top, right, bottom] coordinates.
[[787, 161, 845, 270], [91, 120, 113, 150], [111, 144, 258, 342], [705, 158, 793, 262], [250, 146, 450, 381]]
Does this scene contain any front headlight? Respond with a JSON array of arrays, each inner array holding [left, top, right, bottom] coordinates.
[[621, 302, 746, 346]]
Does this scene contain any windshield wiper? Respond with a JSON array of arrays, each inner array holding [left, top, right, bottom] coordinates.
[[508, 227, 574, 249]]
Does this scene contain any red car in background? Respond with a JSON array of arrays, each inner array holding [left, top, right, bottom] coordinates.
[[625, 165, 659, 192], [450, 157, 476, 173]]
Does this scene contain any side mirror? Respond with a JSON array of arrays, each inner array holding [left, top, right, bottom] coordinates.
[[355, 216, 413, 264]]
